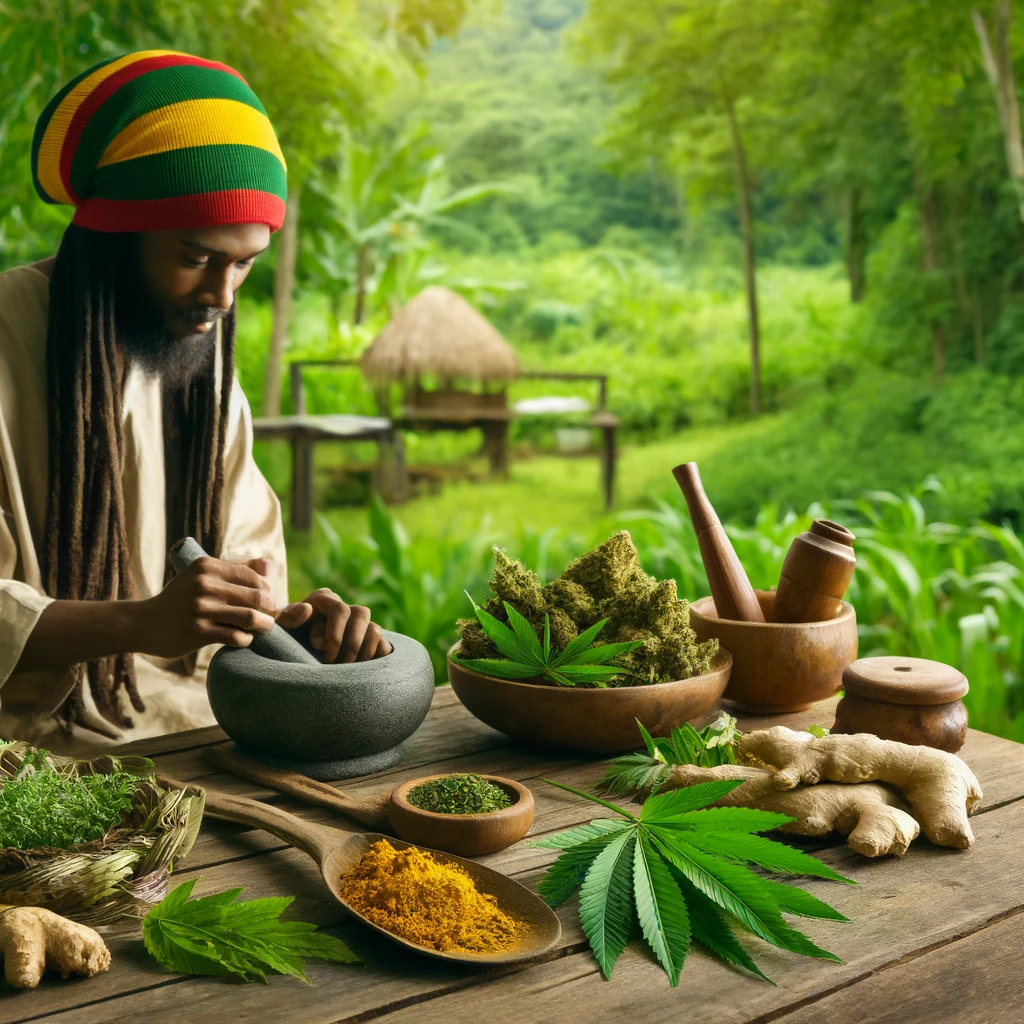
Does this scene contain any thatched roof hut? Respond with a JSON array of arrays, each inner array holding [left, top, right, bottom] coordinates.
[[360, 286, 520, 384]]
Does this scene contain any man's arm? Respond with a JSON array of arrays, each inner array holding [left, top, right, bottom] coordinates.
[[12, 557, 280, 674], [15, 599, 141, 671]]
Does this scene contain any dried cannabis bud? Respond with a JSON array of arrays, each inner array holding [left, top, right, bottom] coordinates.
[[456, 531, 719, 688]]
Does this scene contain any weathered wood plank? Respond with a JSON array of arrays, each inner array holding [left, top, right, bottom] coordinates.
[[108, 686, 465, 758], [169, 700, 1024, 874], [10, 782, 1024, 1024], [771, 910, 1024, 1024], [331, 799, 1024, 1024]]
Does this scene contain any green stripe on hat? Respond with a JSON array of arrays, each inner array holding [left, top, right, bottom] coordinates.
[[88, 143, 288, 202], [69, 65, 268, 198]]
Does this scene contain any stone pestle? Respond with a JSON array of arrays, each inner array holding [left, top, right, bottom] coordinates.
[[168, 536, 320, 665]]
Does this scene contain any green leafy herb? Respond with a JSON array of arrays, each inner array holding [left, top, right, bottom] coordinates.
[[805, 724, 831, 738], [534, 779, 851, 986], [600, 714, 739, 795], [0, 746, 139, 850], [407, 773, 513, 815], [453, 596, 645, 687], [143, 880, 360, 984]]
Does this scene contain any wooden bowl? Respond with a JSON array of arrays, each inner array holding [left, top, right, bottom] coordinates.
[[446, 645, 732, 754], [387, 774, 535, 857], [689, 590, 858, 713]]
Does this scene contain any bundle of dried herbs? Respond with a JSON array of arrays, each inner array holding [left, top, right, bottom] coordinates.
[[407, 773, 513, 815], [0, 741, 204, 925], [0, 746, 138, 850], [456, 531, 719, 687]]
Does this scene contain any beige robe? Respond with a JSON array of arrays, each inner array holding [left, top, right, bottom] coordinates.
[[0, 264, 288, 753]]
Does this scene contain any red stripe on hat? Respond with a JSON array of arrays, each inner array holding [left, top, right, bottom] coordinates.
[[70, 189, 286, 233], [59, 54, 248, 202]]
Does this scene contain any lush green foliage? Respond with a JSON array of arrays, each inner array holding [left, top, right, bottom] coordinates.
[[0, 744, 139, 850], [534, 778, 850, 985], [600, 716, 739, 797], [301, 483, 1024, 744], [143, 879, 359, 983]]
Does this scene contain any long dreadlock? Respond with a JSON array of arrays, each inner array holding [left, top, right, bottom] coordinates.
[[43, 224, 236, 732]]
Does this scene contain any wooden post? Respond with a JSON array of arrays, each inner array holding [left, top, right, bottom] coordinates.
[[265, 187, 301, 416], [290, 363, 306, 415], [291, 431, 314, 531], [482, 421, 510, 478], [726, 96, 761, 417], [601, 422, 616, 512]]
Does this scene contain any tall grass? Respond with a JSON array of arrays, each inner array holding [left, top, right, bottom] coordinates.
[[309, 481, 1024, 743]]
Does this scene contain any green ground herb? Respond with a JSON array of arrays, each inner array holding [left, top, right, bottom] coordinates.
[[0, 746, 138, 850], [406, 773, 513, 815]]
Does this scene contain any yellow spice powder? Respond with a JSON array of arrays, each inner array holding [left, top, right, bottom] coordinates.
[[340, 839, 523, 953]]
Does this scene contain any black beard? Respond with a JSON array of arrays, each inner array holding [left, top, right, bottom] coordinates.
[[113, 241, 227, 390]]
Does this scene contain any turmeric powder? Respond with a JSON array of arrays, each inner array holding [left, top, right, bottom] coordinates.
[[339, 840, 523, 953]]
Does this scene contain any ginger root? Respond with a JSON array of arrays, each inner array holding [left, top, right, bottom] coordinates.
[[0, 905, 111, 989], [665, 727, 981, 857], [740, 728, 982, 849], [668, 763, 921, 858]]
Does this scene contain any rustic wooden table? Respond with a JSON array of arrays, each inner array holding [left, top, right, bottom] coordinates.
[[8, 687, 1024, 1023]]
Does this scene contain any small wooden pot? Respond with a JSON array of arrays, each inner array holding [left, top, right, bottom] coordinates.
[[689, 590, 858, 713], [833, 656, 969, 752], [388, 774, 535, 857]]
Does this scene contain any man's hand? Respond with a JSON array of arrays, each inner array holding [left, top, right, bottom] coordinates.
[[137, 556, 279, 659], [276, 589, 393, 663]]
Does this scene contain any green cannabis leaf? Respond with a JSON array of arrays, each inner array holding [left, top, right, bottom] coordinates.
[[143, 880, 360, 984], [454, 596, 644, 687], [600, 714, 739, 795], [534, 778, 851, 986]]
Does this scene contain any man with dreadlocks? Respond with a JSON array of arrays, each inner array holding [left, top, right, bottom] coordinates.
[[0, 51, 391, 752]]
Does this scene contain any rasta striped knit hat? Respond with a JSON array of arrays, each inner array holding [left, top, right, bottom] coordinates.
[[32, 50, 287, 233]]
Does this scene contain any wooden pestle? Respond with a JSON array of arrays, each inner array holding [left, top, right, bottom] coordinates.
[[672, 462, 765, 623], [169, 536, 320, 665], [773, 518, 856, 623]]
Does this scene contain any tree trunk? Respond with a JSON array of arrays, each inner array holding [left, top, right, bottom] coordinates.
[[949, 191, 986, 364], [973, 1, 1024, 225], [918, 186, 947, 378], [264, 187, 301, 416], [726, 97, 761, 416], [353, 245, 371, 326], [844, 186, 868, 303]]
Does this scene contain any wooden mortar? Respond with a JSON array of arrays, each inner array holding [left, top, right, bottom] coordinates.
[[833, 656, 969, 752], [689, 590, 858, 712]]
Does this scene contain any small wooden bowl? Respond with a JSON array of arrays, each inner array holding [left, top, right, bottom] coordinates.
[[833, 656, 969, 752], [388, 774, 535, 857], [447, 645, 732, 754], [689, 590, 858, 713]]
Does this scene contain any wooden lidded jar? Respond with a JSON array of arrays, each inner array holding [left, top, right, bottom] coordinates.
[[774, 519, 856, 624], [833, 656, 969, 753]]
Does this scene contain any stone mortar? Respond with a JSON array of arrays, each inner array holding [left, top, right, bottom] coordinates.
[[207, 627, 435, 780]]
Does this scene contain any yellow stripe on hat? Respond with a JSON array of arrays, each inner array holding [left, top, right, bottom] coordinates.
[[36, 49, 181, 205], [97, 98, 286, 171]]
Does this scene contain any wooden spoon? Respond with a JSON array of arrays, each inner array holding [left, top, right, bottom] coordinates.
[[159, 775, 562, 965], [202, 744, 389, 828]]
